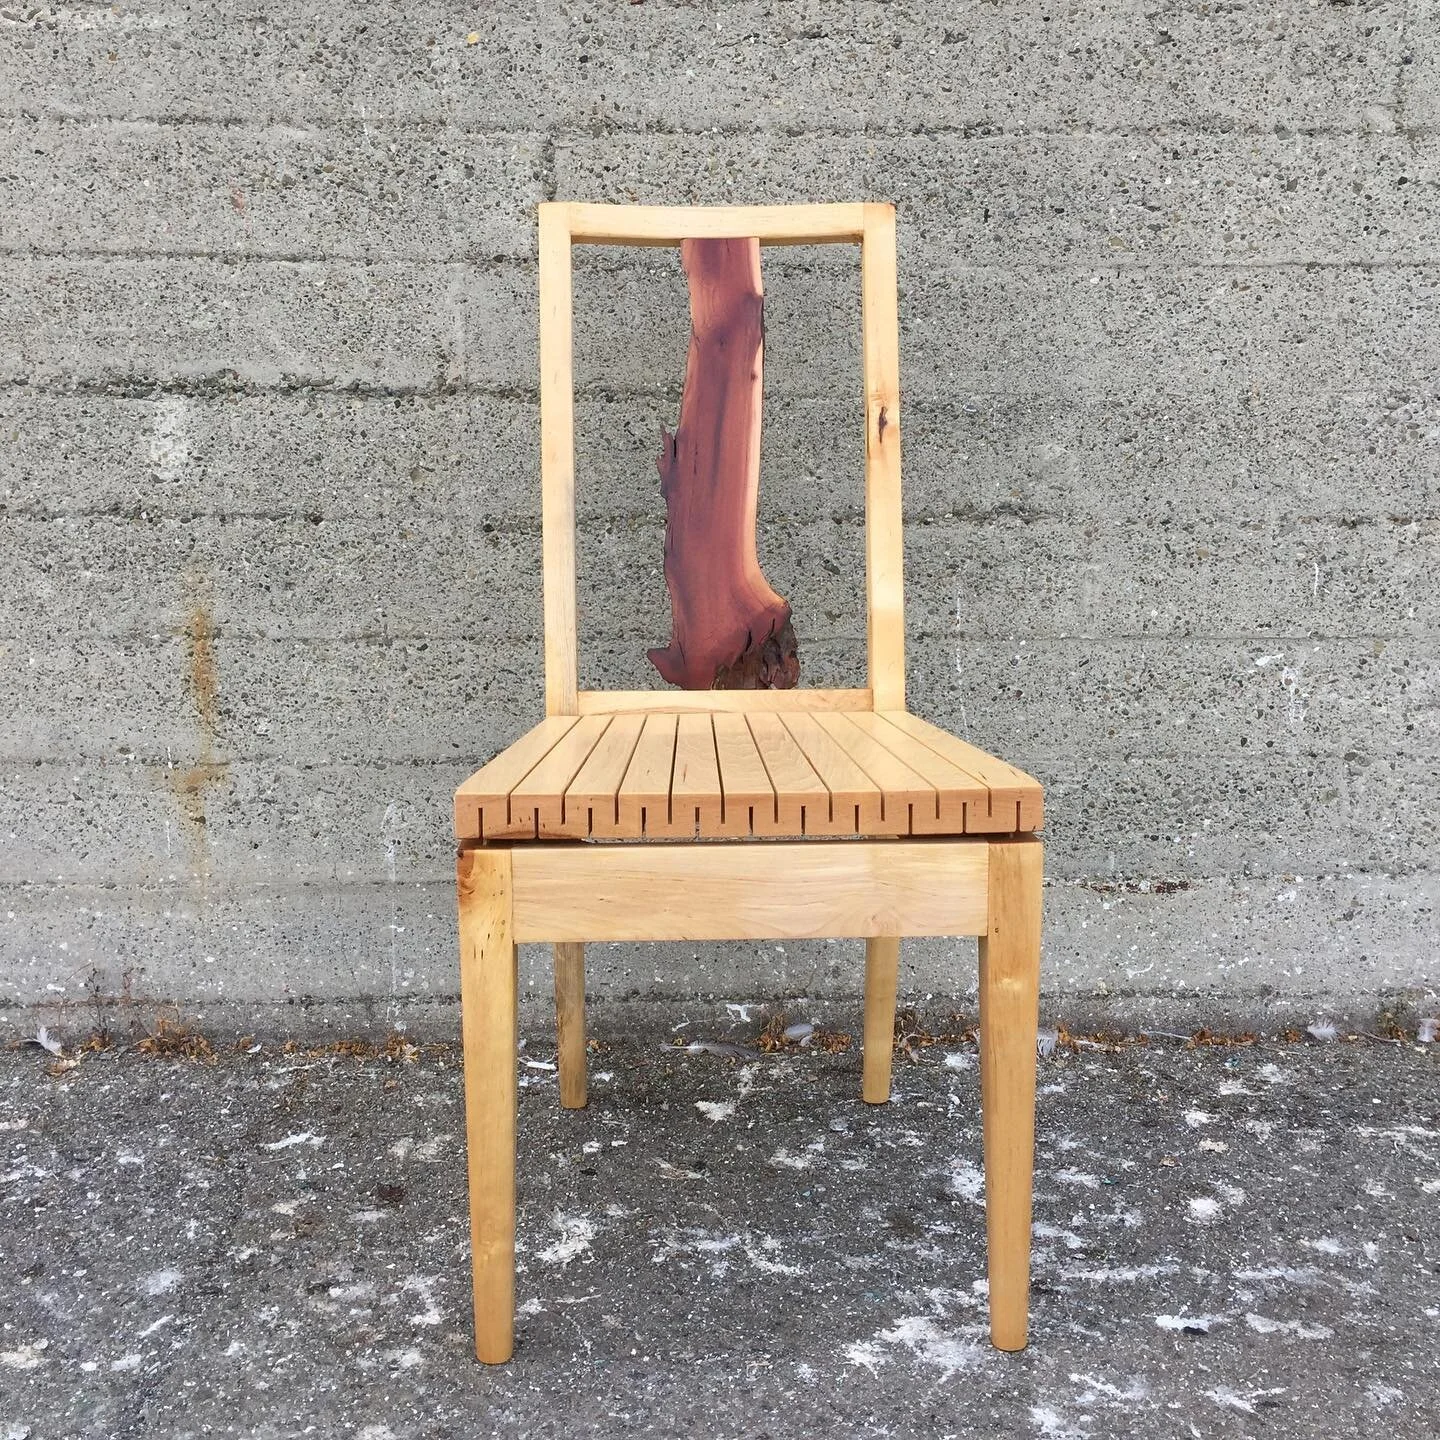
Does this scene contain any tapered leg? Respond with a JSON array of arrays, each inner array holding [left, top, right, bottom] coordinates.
[[862, 936, 900, 1103], [978, 836, 1042, 1352], [554, 941, 587, 1109], [458, 846, 518, 1364]]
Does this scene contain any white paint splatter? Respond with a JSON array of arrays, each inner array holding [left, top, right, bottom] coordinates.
[[1205, 1386, 1287, 1415], [261, 1132, 325, 1151], [1245, 1312, 1333, 1340], [1184, 1110, 1217, 1128], [652, 1158, 705, 1181], [844, 1340, 885, 1373], [110, 1354, 142, 1373], [1069, 1372, 1148, 1403], [1186, 1197, 1222, 1225], [1056, 1168, 1101, 1189], [695, 1101, 734, 1123], [949, 1159, 985, 1202], [537, 1212, 596, 1267], [0, 1342, 47, 1370], [1154, 1314, 1227, 1333], [1233, 1265, 1322, 1285], [873, 1315, 984, 1379], [769, 1147, 816, 1170], [1063, 1263, 1180, 1283], [743, 1236, 803, 1277], [1029, 1404, 1091, 1439], [400, 1275, 442, 1327], [1034, 1222, 1086, 1251], [143, 1269, 182, 1296]]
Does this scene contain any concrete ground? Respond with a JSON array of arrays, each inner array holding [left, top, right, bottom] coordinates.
[[1, 1013, 1437, 1439]]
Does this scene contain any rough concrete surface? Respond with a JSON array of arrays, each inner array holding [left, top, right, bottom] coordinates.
[[2, 2, 1438, 1023], [0, 1011, 1437, 1438]]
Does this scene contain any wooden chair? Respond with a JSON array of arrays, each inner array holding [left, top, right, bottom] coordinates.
[[454, 202, 1044, 1364]]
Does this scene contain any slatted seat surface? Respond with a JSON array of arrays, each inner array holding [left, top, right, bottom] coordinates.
[[455, 710, 1042, 842]]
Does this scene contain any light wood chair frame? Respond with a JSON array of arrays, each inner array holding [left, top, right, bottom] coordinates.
[[458, 201, 1042, 1363]]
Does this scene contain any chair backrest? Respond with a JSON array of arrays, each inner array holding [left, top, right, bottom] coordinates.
[[537, 201, 905, 716]]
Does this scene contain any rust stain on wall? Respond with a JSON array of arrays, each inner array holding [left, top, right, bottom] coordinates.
[[185, 601, 221, 741], [162, 569, 229, 900]]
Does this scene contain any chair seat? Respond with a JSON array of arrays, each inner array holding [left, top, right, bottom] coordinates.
[[454, 709, 1042, 842]]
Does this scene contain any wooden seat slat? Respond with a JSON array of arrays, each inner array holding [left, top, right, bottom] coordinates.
[[453, 708, 1044, 841], [814, 712, 938, 828], [509, 715, 614, 836], [845, 710, 981, 833], [617, 711, 680, 836], [567, 712, 647, 837], [877, 711, 1044, 831], [743, 712, 827, 834], [779, 711, 889, 833], [454, 715, 578, 839], [670, 713, 725, 836], [712, 712, 777, 834]]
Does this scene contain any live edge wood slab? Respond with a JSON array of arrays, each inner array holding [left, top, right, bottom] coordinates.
[[650, 236, 799, 691]]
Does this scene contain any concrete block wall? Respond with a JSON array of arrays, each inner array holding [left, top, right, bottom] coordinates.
[[2, 2, 1436, 1029]]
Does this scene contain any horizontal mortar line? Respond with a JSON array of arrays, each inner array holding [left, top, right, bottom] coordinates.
[[3, 375, 1432, 405], [0, 630, 1432, 651], [0, 507, 555, 530], [5, 740, 1420, 767], [0, 864, 1429, 898], [5, 506, 1435, 531], [3, 246, 1438, 274], [3, 753, 476, 773], [0, 107, 1426, 143], [0, 380, 1428, 410]]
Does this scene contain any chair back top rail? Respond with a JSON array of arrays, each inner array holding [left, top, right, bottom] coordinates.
[[537, 200, 905, 716]]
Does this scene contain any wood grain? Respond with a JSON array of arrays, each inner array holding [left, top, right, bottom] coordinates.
[[509, 840, 989, 942], [457, 847, 518, 1364], [650, 237, 798, 691], [979, 836, 1042, 1351]]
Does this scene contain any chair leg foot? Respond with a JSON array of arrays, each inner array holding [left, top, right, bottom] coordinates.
[[979, 837, 1041, 1352], [459, 848, 518, 1364], [862, 936, 900, 1103], [554, 942, 587, 1109]]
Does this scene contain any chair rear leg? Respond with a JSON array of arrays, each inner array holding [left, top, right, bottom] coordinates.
[[979, 836, 1042, 1351], [458, 847, 518, 1364], [862, 936, 900, 1103], [554, 942, 587, 1109]]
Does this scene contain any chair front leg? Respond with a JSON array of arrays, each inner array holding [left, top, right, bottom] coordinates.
[[979, 836, 1042, 1351], [458, 846, 518, 1364]]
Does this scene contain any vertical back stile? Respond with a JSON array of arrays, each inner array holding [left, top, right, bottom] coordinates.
[[538, 203, 580, 715], [860, 203, 906, 711]]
